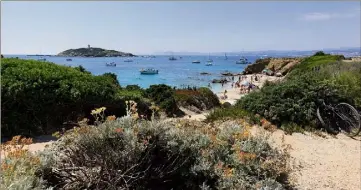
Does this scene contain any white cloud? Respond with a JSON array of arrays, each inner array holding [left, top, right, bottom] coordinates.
[[300, 11, 358, 21]]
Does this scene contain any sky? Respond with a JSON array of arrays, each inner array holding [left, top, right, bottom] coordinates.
[[1, 1, 360, 54]]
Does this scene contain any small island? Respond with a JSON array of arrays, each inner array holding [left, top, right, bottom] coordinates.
[[57, 45, 136, 57]]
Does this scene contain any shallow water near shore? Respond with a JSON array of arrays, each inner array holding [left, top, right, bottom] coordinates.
[[5, 55, 264, 92]]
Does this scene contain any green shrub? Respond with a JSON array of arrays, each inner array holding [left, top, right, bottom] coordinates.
[[174, 87, 220, 111], [206, 106, 261, 125], [1, 58, 125, 138], [125, 84, 143, 91], [145, 84, 181, 116], [288, 54, 342, 78], [236, 55, 358, 131], [39, 117, 291, 189], [321, 61, 361, 108], [74, 65, 91, 74], [237, 72, 347, 127], [313, 51, 328, 56], [102, 72, 121, 87]]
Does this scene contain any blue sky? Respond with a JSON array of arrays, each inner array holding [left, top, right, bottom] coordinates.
[[1, 1, 360, 54]]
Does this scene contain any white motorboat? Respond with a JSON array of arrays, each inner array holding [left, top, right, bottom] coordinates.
[[106, 62, 116, 67], [124, 58, 133, 62], [236, 56, 249, 64], [140, 68, 159, 75]]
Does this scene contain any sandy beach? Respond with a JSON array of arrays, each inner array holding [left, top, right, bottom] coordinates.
[[214, 74, 283, 105]]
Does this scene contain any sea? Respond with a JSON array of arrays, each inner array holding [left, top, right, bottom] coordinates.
[[4, 54, 268, 93]]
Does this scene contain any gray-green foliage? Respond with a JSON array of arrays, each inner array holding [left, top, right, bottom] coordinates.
[[38, 117, 291, 189]]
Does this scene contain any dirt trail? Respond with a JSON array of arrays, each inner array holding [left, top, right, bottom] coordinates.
[[252, 126, 361, 190]]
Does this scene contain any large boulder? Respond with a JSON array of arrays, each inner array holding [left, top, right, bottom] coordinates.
[[243, 58, 271, 74], [243, 57, 303, 75]]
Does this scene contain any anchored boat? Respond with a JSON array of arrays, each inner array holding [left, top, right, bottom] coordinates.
[[106, 62, 116, 67], [140, 68, 159, 75], [124, 58, 133, 62], [192, 60, 201, 63], [236, 57, 249, 64], [206, 54, 213, 63]]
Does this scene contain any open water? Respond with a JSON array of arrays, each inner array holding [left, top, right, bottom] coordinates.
[[4, 55, 265, 93]]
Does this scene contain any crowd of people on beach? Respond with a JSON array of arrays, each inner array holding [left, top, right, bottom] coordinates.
[[219, 74, 263, 100]]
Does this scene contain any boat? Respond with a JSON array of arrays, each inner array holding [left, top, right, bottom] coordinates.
[[37, 58, 46, 61], [205, 62, 213, 66], [192, 60, 201, 64], [140, 68, 159, 75], [224, 53, 228, 60], [124, 58, 133, 62], [169, 53, 177, 61], [221, 71, 233, 76], [66, 58, 72, 61], [106, 62, 116, 67], [207, 54, 213, 63], [169, 56, 177, 61], [236, 56, 249, 64]]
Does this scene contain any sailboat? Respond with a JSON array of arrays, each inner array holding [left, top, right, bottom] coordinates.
[[206, 54, 213, 63], [224, 53, 228, 60]]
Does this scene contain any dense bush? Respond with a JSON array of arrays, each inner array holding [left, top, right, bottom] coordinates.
[[174, 87, 220, 112], [206, 106, 261, 125], [38, 117, 291, 189], [1, 58, 125, 138], [313, 51, 328, 56], [237, 73, 347, 127], [320, 61, 361, 108], [237, 55, 358, 129], [145, 84, 182, 116], [209, 55, 360, 133]]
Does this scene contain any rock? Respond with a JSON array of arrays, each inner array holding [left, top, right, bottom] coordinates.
[[188, 105, 202, 114], [275, 72, 283, 77], [243, 57, 303, 75], [243, 58, 272, 74]]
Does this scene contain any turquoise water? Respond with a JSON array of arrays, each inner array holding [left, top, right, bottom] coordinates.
[[5, 55, 263, 93]]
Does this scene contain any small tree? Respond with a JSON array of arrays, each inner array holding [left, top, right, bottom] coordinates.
[[313, 51, 326, 56]]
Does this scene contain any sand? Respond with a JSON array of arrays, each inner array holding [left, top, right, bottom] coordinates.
[[251, 126, 361, 190], [215, 74, 283, 105]]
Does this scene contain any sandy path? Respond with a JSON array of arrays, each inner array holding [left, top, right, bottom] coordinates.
[[252, 126, 361, 190]]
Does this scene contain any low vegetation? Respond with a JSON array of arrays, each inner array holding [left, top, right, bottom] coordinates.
[[1, 58, 219, 138], [1, 107, 292, 189], [208, 52, 361, 133], [175, 87, 220, 112], [1, 58, 125, 138]]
